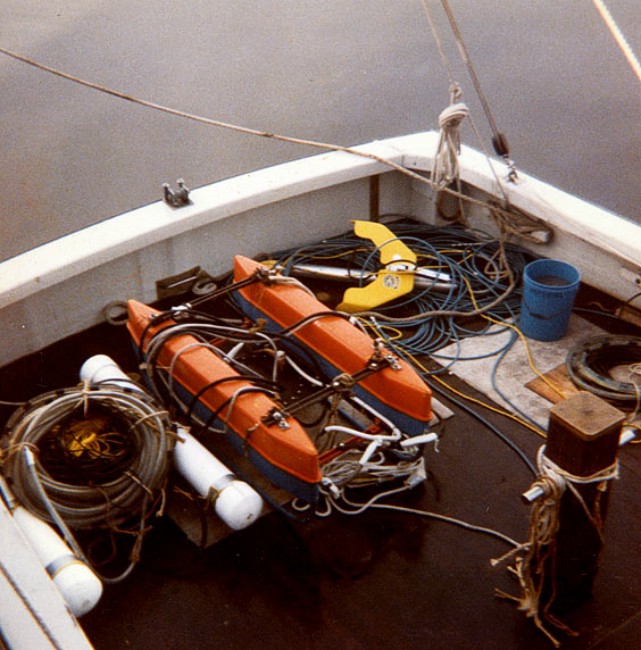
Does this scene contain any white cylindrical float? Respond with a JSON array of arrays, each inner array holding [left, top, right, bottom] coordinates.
[[80, 353, 139, 391], [12, 504, 103, 617], [80, 355, 264, 531], [173, 427, 264, 530]]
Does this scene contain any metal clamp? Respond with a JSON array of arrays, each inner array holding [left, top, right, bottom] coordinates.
[[162, 179, 191, 208]]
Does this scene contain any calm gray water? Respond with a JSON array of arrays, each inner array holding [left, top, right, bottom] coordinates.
[[0, 0, 639, 260]]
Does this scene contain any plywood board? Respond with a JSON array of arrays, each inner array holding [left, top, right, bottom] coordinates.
[[525, 362, 580, 404], [433, 315, 605, 429]]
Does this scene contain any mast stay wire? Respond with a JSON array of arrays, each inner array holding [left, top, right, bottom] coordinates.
[[437, 0, 518, 182], [421, 0, 512, 204], [0, 46, 458, 199], [0, 44, 520, 223], [592, 0, 641, 85]]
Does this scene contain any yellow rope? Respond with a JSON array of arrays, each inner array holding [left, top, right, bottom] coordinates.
[[486, 316, 567, 401], [358, 320, 405, 341], [407, 352, 546, 439], [359, 271, 549, 438], [461, 274, 567, 401]]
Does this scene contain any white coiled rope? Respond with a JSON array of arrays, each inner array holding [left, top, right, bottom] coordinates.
[[432, 102, 469, 188]]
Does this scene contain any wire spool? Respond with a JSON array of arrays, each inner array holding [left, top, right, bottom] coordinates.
[[1, 385, 172, 530], [81, 355, 265, 531], [268, 221, 528, 360], [566, 335, 641, 404]]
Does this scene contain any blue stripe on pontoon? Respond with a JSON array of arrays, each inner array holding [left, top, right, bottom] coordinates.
[[233, 291, 427, 436], [173, 381, 319, 505]]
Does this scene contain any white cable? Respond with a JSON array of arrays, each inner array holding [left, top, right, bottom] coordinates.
[[323, 425, 401, 443]]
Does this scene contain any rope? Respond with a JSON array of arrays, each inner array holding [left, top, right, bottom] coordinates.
[[1, 384, 172, 583], [538, 447, 619, 489], [592, 0, 641, 84], [432, 102, 470, 188], [422, 0, 517, 202], [438, 0, 513, 166], [493, 445, 619, 647], [259, 267, 318, 299], [421, 0, 458, 91], [292, 480, 521, 549], [0, 45, 520, 220], [0, 46, 442, 192]]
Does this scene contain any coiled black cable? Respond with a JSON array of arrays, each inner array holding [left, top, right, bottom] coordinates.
[[566, 335, 641, 404]]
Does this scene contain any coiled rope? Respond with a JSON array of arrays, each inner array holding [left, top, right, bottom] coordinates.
[[1, 384, 172, 581], [493, 446, 619, 647], [432, 102, 470, 188], [566, 335, 641, 405]]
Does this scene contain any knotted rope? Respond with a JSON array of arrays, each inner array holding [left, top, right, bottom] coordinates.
[[493, 446, 619, 647], [432, 102, 470, 189]]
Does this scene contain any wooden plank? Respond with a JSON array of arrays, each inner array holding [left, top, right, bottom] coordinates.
[[525, 362, 580, 404]]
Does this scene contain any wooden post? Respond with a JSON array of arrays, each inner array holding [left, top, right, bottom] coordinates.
[[542, 391, 625, 613]]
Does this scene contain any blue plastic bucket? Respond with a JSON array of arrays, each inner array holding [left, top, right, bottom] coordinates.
[[519, 259, 581, 341]]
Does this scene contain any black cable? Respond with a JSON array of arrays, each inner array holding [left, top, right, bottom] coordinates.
[[185, 374, 279, 423], [566, 335, 641, 403], [427, 379, 537, 476]]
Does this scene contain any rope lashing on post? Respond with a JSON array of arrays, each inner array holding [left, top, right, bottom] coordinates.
[[493, 446, 620, 647]]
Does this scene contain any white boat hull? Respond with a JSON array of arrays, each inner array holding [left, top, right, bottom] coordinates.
[[1, 131, 639, 367]]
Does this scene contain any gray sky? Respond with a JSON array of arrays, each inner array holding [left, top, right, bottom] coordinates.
[[0, 1, 639, 260]]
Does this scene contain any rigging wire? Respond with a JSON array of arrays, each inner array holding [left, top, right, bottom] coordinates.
[[421, 0, 515, 194], [0, 46, 445, 193], [0, 45, 520, 221], [592, 0, 641, 84], [438, 0, 513, 164]]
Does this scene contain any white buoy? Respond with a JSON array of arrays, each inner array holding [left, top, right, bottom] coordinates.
[[79, 355, 264, 531], [173, 427, 264, 530], [12, 504, 103, 617], [80, 353, 139, 391]]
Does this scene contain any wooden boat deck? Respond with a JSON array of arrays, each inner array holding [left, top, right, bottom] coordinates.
[[1, 295, 640, 650]]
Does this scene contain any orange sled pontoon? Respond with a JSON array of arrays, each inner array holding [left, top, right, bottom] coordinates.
[[232, 256, 432, 436], [127, 299, 322, 503]]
